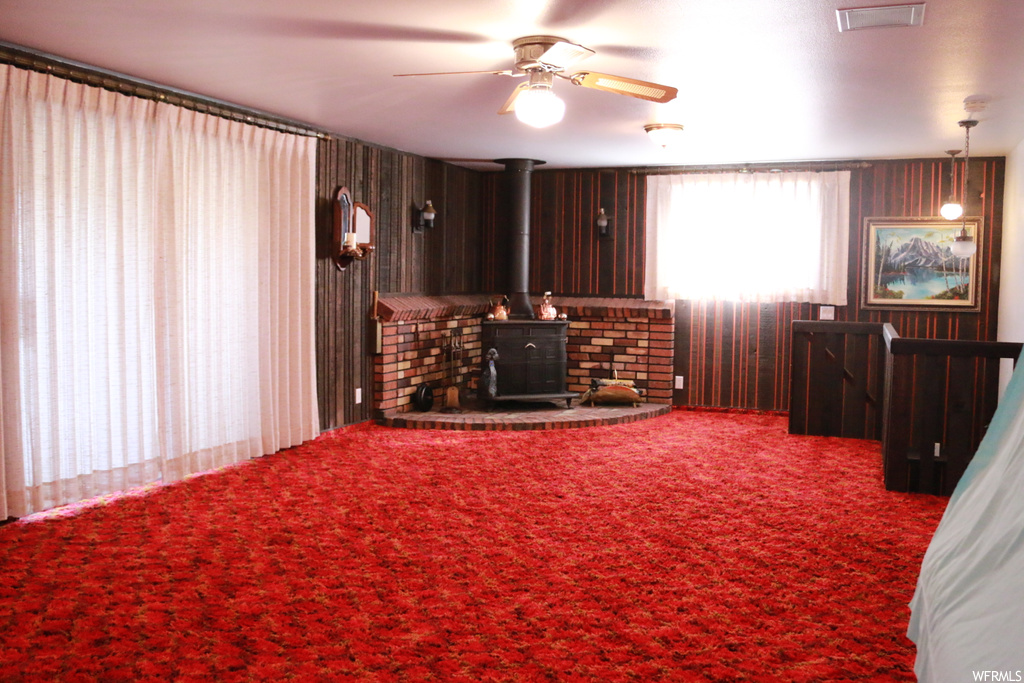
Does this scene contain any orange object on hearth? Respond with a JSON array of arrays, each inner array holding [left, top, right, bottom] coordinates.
[[489, 296, 508, 320], [538, 291, 557, 320]]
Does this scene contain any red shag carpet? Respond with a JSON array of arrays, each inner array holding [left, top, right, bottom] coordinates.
[[0, 411, 947, 682]]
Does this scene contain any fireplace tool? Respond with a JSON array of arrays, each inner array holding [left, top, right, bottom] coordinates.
[[441, 330, 463, 412]]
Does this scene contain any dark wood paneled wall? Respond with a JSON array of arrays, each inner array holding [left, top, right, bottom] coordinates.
[[478, 159, 1005, 411], [480, 169, 647, 297], [315, 137, 482, 430], [675, 301, 820, 412], [320, 154, 1005, 426], [683, 157, 1003, 411]]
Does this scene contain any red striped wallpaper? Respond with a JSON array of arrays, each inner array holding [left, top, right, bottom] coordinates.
[[479, 158, 1006, 412]]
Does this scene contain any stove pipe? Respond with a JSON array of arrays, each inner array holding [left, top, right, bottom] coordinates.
[[496, 158, 545, 319]]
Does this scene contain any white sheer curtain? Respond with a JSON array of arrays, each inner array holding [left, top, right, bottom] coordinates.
[[645, 171, 851, 304], [0, 64, 319, 518]]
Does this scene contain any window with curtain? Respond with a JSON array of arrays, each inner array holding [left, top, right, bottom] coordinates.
[[644, 171, 851, 305], [0, 64, 320, 518]]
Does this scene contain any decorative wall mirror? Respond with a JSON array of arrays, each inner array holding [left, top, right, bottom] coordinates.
[[332, 186, 375, 270], [354, 202, 374, 247]]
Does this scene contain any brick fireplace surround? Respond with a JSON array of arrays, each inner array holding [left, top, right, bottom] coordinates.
[[374, 295, 675, 417]]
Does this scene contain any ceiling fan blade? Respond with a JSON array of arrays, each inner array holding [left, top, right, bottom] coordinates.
[[569, 71, 677, 103], [538, 39, 594, 70], [498, 83, 528, 115], [394, 69, 516, 77], [540, 0, 619, 27], [227, 16, 491, 44]]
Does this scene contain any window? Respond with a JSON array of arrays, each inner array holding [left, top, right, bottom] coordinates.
[[1, 65, 319, 517], [645, 171, 851, 305]]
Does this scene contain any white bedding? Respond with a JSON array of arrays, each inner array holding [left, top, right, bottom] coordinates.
[[908, 360, 1024, 682]]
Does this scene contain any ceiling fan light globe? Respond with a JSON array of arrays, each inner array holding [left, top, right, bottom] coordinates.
[[515, 88, 565, 128], [951, 235, 977, 258], [940, 201, 963, 220]]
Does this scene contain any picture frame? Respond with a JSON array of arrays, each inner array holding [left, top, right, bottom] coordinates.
[[862, 217, 983, 311]]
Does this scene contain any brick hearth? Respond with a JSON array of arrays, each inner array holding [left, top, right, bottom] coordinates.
[[374, 295, 675, 416]]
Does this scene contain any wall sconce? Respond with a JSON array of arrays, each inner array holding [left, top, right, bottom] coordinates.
[[414, 200, 438, 233], [596, 208, 612, 238], [332, 186, 375, 271]]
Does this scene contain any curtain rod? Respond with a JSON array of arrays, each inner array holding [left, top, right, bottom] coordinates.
[[0, 41, 331, 139], [630, 160, 873, 175]]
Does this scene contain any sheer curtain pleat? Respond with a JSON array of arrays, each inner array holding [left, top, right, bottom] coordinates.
[[645, 171, 850, 304], [1, 65, 319, 518]]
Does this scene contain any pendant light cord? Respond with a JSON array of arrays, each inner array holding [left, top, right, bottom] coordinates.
[[961, 124, 970, 218], [960, 119, 975, 234]]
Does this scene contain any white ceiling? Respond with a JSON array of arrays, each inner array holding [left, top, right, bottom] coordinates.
[[2, 0, 1023, 170]]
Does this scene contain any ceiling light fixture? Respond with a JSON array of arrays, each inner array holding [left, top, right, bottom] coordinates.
[[950, 119, 978, 259], [644, 123, 684, 148], [514, 72, 565, 128], [939, 149, 963, 220]]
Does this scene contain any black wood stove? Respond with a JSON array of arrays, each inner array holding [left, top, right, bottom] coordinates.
[[479, 159, 576, 408], [481, 319, 573, 408]]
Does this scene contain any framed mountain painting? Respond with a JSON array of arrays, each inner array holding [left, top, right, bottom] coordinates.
[[862, 217, 983, 311]]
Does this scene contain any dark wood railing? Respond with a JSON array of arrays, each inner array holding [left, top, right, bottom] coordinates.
[[790, 320, 1022, 495], [789, 321, 888, 440], [882, 328, 1022, 495]]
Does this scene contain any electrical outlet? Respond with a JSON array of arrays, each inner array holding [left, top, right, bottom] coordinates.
[[355, 388, 362, 404], [820, 306, 835, 321], [934, 442, 941, 458], [674, 375, 685, 390]]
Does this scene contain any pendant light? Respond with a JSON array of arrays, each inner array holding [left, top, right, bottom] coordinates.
[[939, 149, 963, 220], [950, 119, 978, 259]]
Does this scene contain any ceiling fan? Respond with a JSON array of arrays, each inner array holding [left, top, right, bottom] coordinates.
[[395, 35, 677, 128]]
